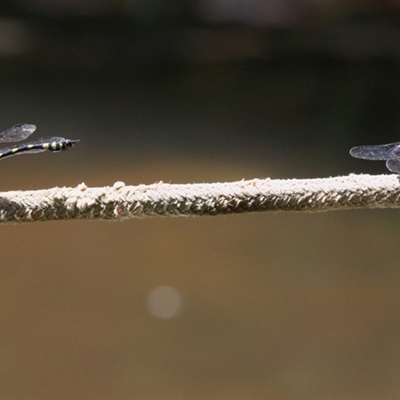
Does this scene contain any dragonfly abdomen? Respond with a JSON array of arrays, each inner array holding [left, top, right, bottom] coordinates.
[[0, 137, 79, 160]]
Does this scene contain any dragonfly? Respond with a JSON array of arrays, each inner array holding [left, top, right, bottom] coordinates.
[[0, 123, 79, 160], [350, 141, 400, 173]]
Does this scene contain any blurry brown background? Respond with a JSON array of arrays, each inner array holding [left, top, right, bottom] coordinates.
[[1, 1, 400, 398]]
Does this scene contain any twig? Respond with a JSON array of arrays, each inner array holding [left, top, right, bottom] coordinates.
[[0, 174, 399, 223]]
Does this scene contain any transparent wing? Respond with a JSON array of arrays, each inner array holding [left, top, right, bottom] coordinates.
[[28, 136, 65, 143], [9, 148, 47, 155], [349, 142, 400, 161], [386, 159, 400, 174], [0, 124, 36, 143]]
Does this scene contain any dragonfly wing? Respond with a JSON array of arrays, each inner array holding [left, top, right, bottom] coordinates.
[[33, 136, 65, 142], [0, 124, 36, 143], [350, 142, 400, 160], [386, 159, 400, 174], [14, 148, 47, 155]]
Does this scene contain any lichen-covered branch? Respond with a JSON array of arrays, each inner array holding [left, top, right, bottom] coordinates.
[[0, 174, 399, 223]]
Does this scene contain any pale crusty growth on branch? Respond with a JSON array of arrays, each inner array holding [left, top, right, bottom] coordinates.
[[0, 174, 399, 224]]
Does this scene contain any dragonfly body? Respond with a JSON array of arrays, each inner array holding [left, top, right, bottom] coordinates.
[[0, 124, 79, 160], [350, 142, 400, 173]]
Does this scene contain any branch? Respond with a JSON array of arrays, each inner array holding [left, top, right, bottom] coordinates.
[[0, 174, 399, 223]]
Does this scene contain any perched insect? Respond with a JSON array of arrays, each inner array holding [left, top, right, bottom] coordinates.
[[350, 141, 400, 173], [0, 123, 79, 160]]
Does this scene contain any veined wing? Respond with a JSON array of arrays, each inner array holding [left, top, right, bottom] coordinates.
[[386, 159, 400, 174], [350, 142, 400, 161], [0, 123, 36, 143]]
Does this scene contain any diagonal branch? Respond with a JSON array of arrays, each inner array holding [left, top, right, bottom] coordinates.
[[0, 174, 399, 224]]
